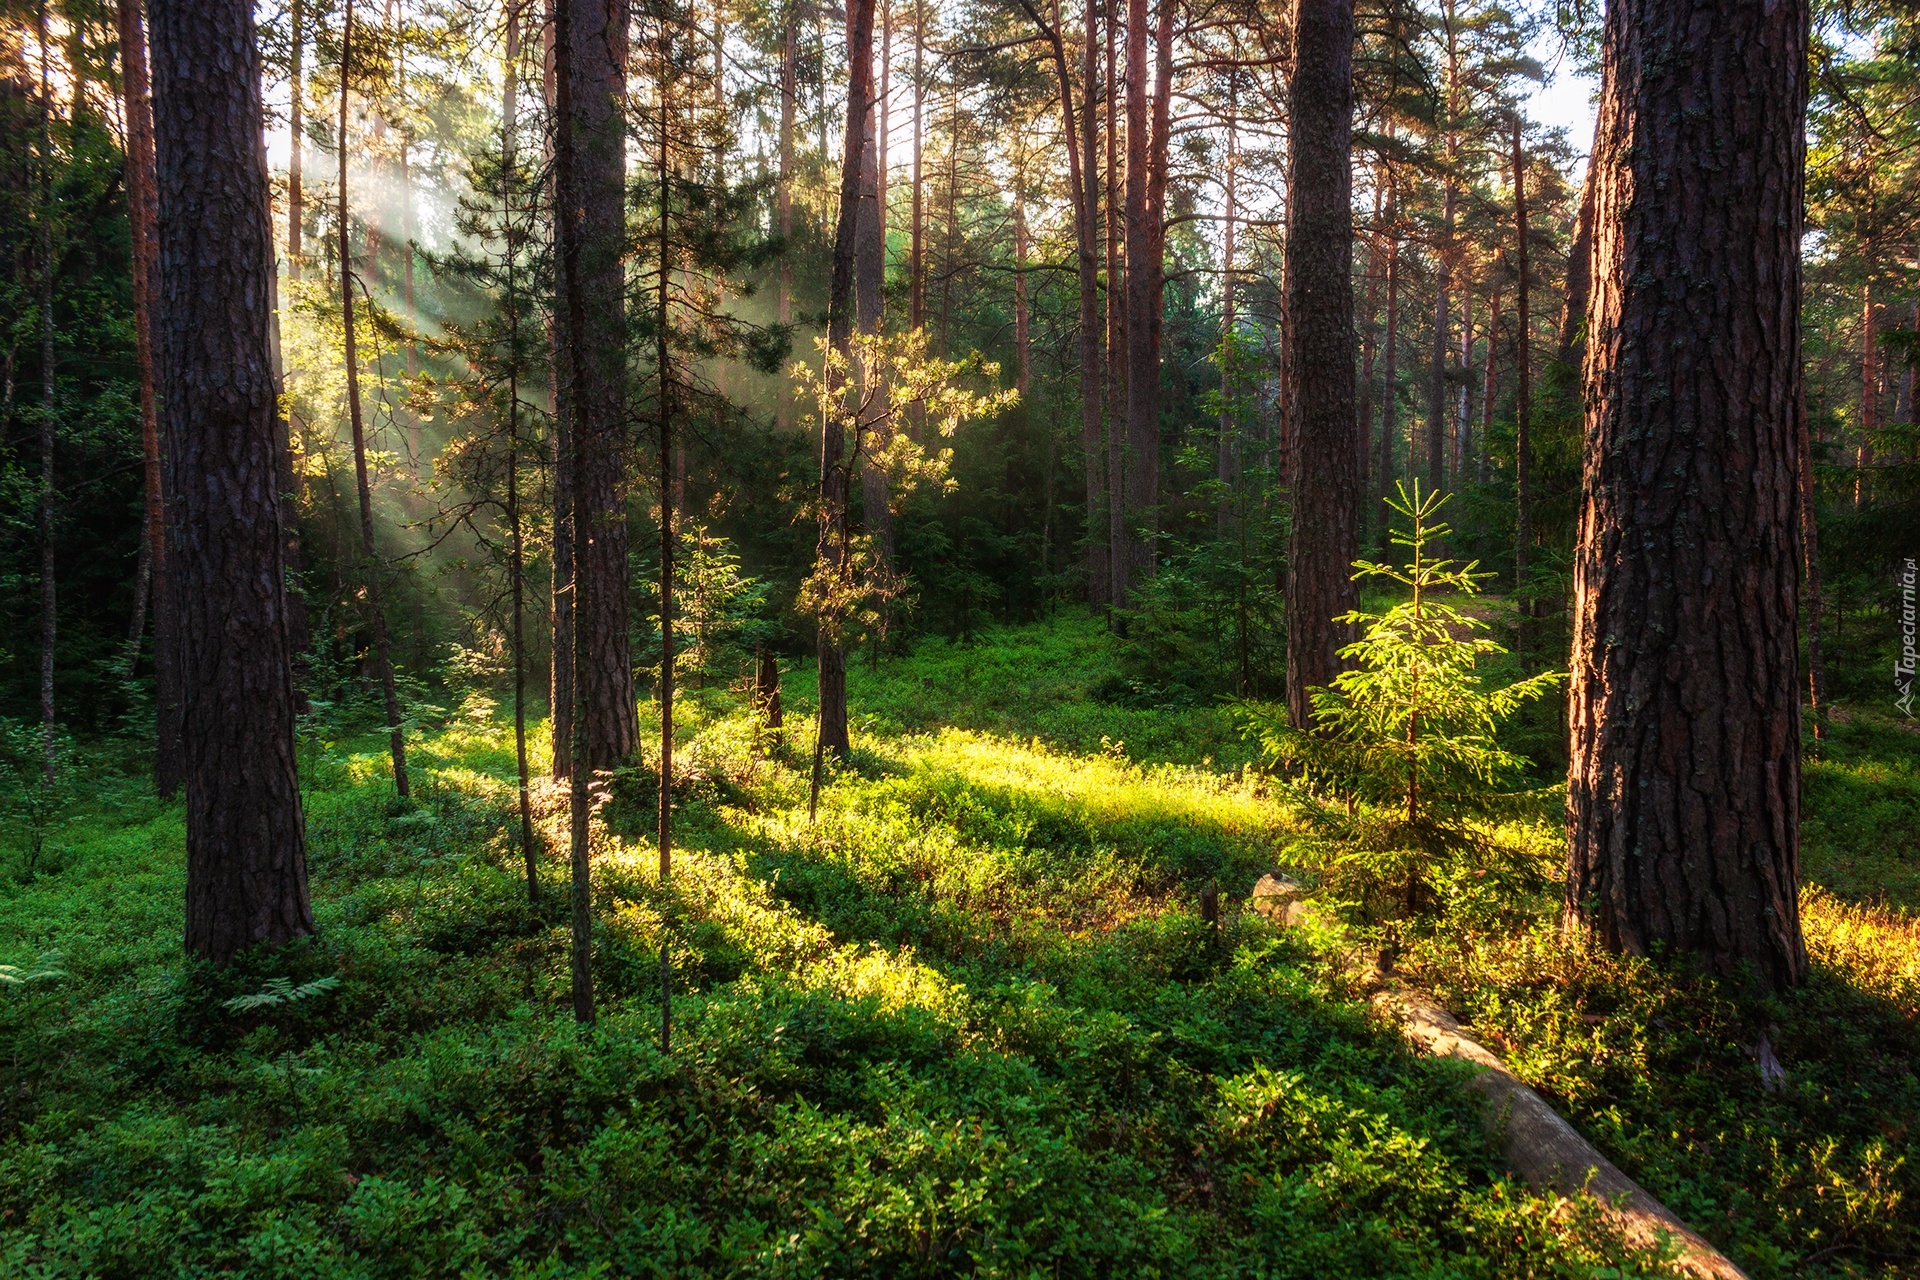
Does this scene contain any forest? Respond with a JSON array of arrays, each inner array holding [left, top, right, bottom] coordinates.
[[1, 0, 1918, 1271]]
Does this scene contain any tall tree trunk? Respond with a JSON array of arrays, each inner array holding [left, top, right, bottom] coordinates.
[[339, 0, 410, 802], [653, 28, 676, 1051], [150, 0, 313, 964], [1104, 0, 1125, 616], [545, 0, 574, 780], [776, 5, 795, 430], [1799, 377, 1826, 741], [288, 0, 303, 279], [855, 27, 892, 570], [1378, 174, 1398, 546], [909, 0, 924, 335], [570, 0, 636, 773], [1119, 0, 1155, 599], [118, 0, 183, 797], [1565, 0, 1809, 992], [1857, 279, 1875, 505], [1511, 117, 1533, 649], [1478, 282, 1497, 485], [503, 2, 538, 896], [36, 0, 55, 785], [1220, 83, 1239, 538], [1283, 0, 1357, 731], [1425, 179, 1453, 496], [817, 0, 876, 760], [1456, 279, 1472, 478], [550, 0, 597, 1026]]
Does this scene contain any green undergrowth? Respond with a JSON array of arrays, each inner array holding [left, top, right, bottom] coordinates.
[[1397, 704, 1920, 1280], [0, 618, 1669, 1276]]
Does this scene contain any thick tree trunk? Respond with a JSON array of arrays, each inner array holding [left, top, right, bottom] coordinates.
[[339, 0, 410, 802], [570, 0, 637, 773], [1565, 0, 1809, 992], [1103, 0, 1125, 616], [1283, 0, 1357, 730], [118, 0, 183, 798], [150, 0, 313, 964], [817, 0, 876, 760]]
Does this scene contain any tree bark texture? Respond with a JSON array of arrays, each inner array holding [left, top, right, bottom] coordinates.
[[1283, 0, 1358, 730], [1565, 0, 1810, 992], [569, 0, 637, 772], [150, 0, 313, 964], [118, 0, 184, 797]]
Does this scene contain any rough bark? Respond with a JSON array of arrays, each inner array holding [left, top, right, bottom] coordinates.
[[1283, 0, 1358, 731], [150, 0, 313, 964], [1565, 0, 1810, 992], [289, 0, 303, 278], [570, 0, 637, 773], [118, 0, 183, 797]]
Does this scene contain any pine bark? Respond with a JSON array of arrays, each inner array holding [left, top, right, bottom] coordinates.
[[569, 0, 637, 772], [1283, 0, 1357, 730], [150, 0, 313, 964], [118, 0, 183, 797], [1564, 0, 1810, 992]]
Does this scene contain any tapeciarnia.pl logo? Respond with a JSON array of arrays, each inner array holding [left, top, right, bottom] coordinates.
[[1899, 558, 1917, 717]]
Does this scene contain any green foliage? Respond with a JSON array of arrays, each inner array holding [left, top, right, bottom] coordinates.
[[0, 620, 1663, 1277], [221, 975, 343, 1015], [0, 951, 65, 989]]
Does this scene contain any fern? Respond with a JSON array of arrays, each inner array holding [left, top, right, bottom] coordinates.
[[0, 951, 66, 988], [222, 975, 340, 1014]]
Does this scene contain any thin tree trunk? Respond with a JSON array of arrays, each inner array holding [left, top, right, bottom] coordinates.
[[1378, 173, 1398, 544], [1457, 280, 1472, 479], [1511, 116, 1532, 649], [550, 0, 596, 1026], [654, 28, 676, 1052], [1798, 375, 1827, 741], [1220, 83, 1239, 538], [910, 0, 924, 336], [1479, 283, 1496, 486], [151, 0, 313, 964], [1119, 0, 1154, 599], [1556, 155, 1595, 370], [1426, 180, 1453, 496], [503, 2, 537, 897], [119, 0, 183, 796], [776, 5, 795, 430], [1857, 279, 1875, 505], [1895, 298, 1917, 427], [855, 23, 892, 570], [1565, 0, 1809, 991], [817, 0, 876, 761], [36, 0, 56, 785], [339, 0, 410, 802], [1283, 0, 1357, 730], [1103, 0, 1124, 616], [289, 0, 303, 279]]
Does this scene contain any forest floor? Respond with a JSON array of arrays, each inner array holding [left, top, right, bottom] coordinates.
[[0, 612, 1914, 1277]]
